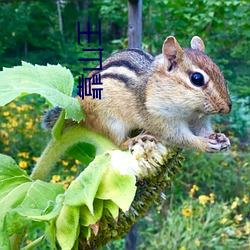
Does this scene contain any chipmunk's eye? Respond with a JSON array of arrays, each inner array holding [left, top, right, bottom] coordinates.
[[190, 72, 204, 87]]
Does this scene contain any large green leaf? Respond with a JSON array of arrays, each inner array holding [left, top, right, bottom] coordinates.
[[0, 154, 65, 248], [64, 150, 137, 214], [96, 166, 136, 212], [63, 154, 110, 213], [79, 199, 103, 227], [0, 62, 85, 122], [0, 154, 30, 181], [65, 142, 96, 165], [56, 205, 80, 250]]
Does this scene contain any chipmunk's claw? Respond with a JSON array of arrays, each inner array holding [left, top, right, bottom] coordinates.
[[207, 133, 230, 152]]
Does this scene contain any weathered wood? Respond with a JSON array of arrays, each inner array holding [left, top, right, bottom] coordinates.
[[125, 224, 137, 250], [128, 0, 142, 49], [56, 0, 63, 36]]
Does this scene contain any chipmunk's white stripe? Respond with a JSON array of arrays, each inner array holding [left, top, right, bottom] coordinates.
[[101, 66, 137, 79]]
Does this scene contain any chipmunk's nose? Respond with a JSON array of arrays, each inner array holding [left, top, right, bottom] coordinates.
[[219, 101, 232, 114]]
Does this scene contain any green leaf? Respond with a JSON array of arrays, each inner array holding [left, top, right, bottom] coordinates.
[[103, 200, 119, 219], [0, 231, 10, 250], [0, 154, 30, 181], [56, 205, 80, 250], [80, 226, 92, 240], [0, 182, 33, 218], [0, 154, 65, 245], [20, 181, 64, 213], [0, 176, 32, 201], [64, 154, 111, 213], [0, 62, 85, 122], [45, 220, 56, 249], [79, 199, 103, 226], [26, 197, 63, 222], [65, 142, 96, 165], [96, 167, 136, 212], [52, 109, 65, 139]]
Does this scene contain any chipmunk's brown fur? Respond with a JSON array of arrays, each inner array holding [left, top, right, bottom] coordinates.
[[44, 36, 232, 152]]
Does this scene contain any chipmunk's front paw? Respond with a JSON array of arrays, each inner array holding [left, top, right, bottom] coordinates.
[[206, 133, 230, 152]]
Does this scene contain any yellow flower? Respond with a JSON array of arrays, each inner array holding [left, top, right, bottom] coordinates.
[[3, 138, 9, 145], [75, 159, 81, 165], [9, 102, 16, 108], [62, 160, 69, 166], [32, 157, 39, 162], [17, 106, 24, 112], [70, 165, 77, 172], [220, 217, 228, 224], [18, 152, 29, 159], [194, 238, 201, 247], [234, 214, 243, 224], [182, 207, 192, 217], [51, 175, 61, 183], [179, 247, 186, 250], [221, 232, 227, 238], [236, 229, 242, 237], [231, 197, 240, 209], [26, 121, 33, 129], [66, 176, 75, 182], [19, 161, 28, 169], [189, 184, 199, 197], [11, 120, 18, 127], [3, 111, 9, 116], [198, 195, 210, 206], [209, 193, 215, 204], [232, 150, 237, 156], [0, 130, 8, 138], [244, 221, 250, 234], [63, 182, 69, 189], [221, 162, 228, 167], [243, 195, 248, 204]]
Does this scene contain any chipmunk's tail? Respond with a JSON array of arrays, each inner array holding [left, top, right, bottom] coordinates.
[[41, 106, 62, 130]]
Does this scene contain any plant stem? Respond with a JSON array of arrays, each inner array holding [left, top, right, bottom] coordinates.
[[30, 126, 117, 181]]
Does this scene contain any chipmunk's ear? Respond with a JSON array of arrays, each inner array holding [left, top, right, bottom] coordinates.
[[191, 36, 205, 52], [162, 36, 184, 64]]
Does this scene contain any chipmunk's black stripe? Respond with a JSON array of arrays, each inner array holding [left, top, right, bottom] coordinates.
[[125, 48, 154, 62], [101, 73, 130, 85], [102, 60, 140, 74]]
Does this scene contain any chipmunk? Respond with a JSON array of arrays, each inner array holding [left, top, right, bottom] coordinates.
[[43, 36, 232, 153]]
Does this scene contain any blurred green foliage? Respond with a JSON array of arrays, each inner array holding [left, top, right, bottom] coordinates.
[[0, 0, 249, 249]]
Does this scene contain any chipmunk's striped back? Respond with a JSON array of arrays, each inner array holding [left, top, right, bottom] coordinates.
[[88, 48, 155, 89]]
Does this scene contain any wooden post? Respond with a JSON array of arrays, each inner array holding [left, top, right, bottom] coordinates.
[[125, 224, 137, 250], [128, 0, 142, 49]]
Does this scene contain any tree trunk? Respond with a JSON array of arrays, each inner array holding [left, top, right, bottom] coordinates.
[[125, 224, 137, 250], [128, 0, 142, 49], [56, 0, 63, 36]]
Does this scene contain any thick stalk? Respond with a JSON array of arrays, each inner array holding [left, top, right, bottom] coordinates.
[[30, 126, 117, 181]]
